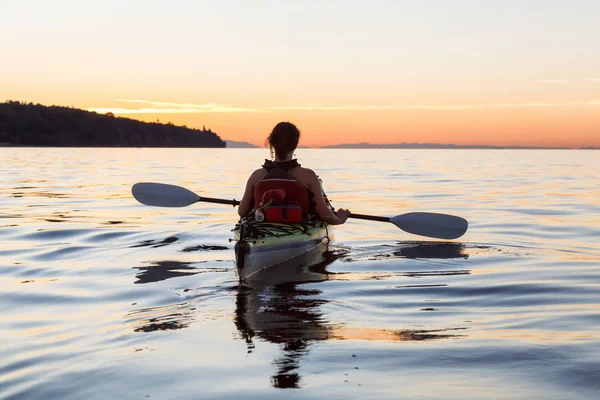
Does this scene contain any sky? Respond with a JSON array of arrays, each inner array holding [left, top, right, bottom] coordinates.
[[1, 0, 599, 148]]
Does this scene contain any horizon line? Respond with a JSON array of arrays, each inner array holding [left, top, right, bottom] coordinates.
[[225, 140, 596, 150]]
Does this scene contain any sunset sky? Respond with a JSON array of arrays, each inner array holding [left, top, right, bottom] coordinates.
[[1, 0, 599, 147]]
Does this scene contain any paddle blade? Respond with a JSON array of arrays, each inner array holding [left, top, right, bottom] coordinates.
[[390, 212, 468, 240], [132, 182, 201, 207]]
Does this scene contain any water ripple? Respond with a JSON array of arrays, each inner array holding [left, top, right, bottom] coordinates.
[[1, 148, 599, 399]]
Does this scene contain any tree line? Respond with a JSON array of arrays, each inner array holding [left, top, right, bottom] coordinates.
[[0, 101, 225, 147]]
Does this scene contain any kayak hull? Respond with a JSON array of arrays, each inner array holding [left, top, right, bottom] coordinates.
[[233, 220, 331, 282]]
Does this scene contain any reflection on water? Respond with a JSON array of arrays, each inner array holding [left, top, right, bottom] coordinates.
[[342, 241, 470, 261], [126, 300, 197, 332], [181, 244, 229, 252], [235, 281, 469, 388], [235, 284, 330, 388], [133, 260, 229, 284], [134, 261, 203, 284], [392, 241, 469, 259], [130, 236, 180, 248], [234, 244, 471, 389], [127, 243, 473, 389]]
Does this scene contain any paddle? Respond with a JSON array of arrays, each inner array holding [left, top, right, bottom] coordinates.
[[348, 212, 467, 240], [132, 182, 468, 240]]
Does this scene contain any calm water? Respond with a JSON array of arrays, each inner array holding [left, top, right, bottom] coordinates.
[[1, 148, 599, 399]]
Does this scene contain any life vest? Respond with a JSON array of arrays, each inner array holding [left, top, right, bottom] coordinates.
[[253, 160, 311, 222]]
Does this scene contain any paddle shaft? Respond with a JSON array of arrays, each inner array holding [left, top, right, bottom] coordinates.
[[198, 197, 387, 222], [199, 196, 240, 207], [200, 197, 388, 222], [348, 213, 391, 223], [197, 197, 389, 222]]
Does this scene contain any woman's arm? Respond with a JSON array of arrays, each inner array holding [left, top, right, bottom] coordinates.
[[238, 170, 264, 217], [306, 170, 350, 225]]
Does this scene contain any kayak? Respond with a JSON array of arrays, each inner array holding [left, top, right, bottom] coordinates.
[[233, 219, 331, 282]]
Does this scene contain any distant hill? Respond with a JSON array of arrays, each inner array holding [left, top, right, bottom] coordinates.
[[0, 101, 225, 147], [225, 140, 259, 148], [321, 142, 573, 150]]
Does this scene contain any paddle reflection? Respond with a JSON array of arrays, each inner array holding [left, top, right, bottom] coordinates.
[[340, 241, 470, 263], [126, 300, 197, 332], [133, 261, 202, 284], [133, 260, 229, 284], [392, 241, 469, 259]]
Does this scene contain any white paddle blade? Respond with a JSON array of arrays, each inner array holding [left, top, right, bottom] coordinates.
[[132, 182, 201, 207], [390, 212, 468, 240]]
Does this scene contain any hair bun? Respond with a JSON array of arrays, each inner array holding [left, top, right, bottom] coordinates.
[[266, 122, 300, 158]]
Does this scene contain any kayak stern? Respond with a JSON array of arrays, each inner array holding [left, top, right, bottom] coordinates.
[[233, 220, 331, 282]]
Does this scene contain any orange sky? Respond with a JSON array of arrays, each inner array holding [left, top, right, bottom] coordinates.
[[2, 1, 599, 148], [84, 101, 599, 148]]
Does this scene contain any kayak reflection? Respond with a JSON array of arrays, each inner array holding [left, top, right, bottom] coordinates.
[[235, 283, 330, 388], [234, 247, 468, 389]]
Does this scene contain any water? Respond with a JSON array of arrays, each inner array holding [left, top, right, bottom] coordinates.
[[1, 148, 599, 399]]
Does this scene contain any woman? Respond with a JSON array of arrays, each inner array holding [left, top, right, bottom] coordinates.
[[238, 122, 350, 225]]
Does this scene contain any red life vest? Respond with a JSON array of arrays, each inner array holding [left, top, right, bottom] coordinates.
[[253, 160, 311, 222]]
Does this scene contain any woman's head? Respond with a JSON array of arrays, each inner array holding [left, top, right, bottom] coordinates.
[[266, 122, 300, 160]]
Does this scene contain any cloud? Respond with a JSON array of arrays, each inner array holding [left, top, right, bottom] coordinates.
[[585, 78, 600, 82], [88, 107, 202, 114], [89, 99, 261, 114], [87, 98, 600, 115], [267, 104, 398, 111], [412, 101, 600, 110], [88, 100, 400, 114], [536, 80, 570, 84]]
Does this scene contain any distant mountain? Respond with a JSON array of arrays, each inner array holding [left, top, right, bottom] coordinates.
[[321, 142, 573, 150], [225, 140, 259, 148], [0, 101, 225, 147], [225, 141, 310, 149]]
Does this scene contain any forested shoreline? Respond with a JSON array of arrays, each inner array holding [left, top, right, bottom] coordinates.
[[0, 101, 225, 147]]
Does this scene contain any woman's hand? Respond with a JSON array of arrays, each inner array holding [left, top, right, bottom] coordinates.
[[335, 208, 351, 224]]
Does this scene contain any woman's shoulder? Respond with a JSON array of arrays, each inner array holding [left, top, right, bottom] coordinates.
[[249, 168, 268, 182], [296, 166, 317, 178], [293, 166, 319, 188]]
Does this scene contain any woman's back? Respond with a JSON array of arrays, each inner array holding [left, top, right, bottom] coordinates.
[[251, 164, 313, 189], [237, 122, 349, 225], [248, 163, 318, 197]]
